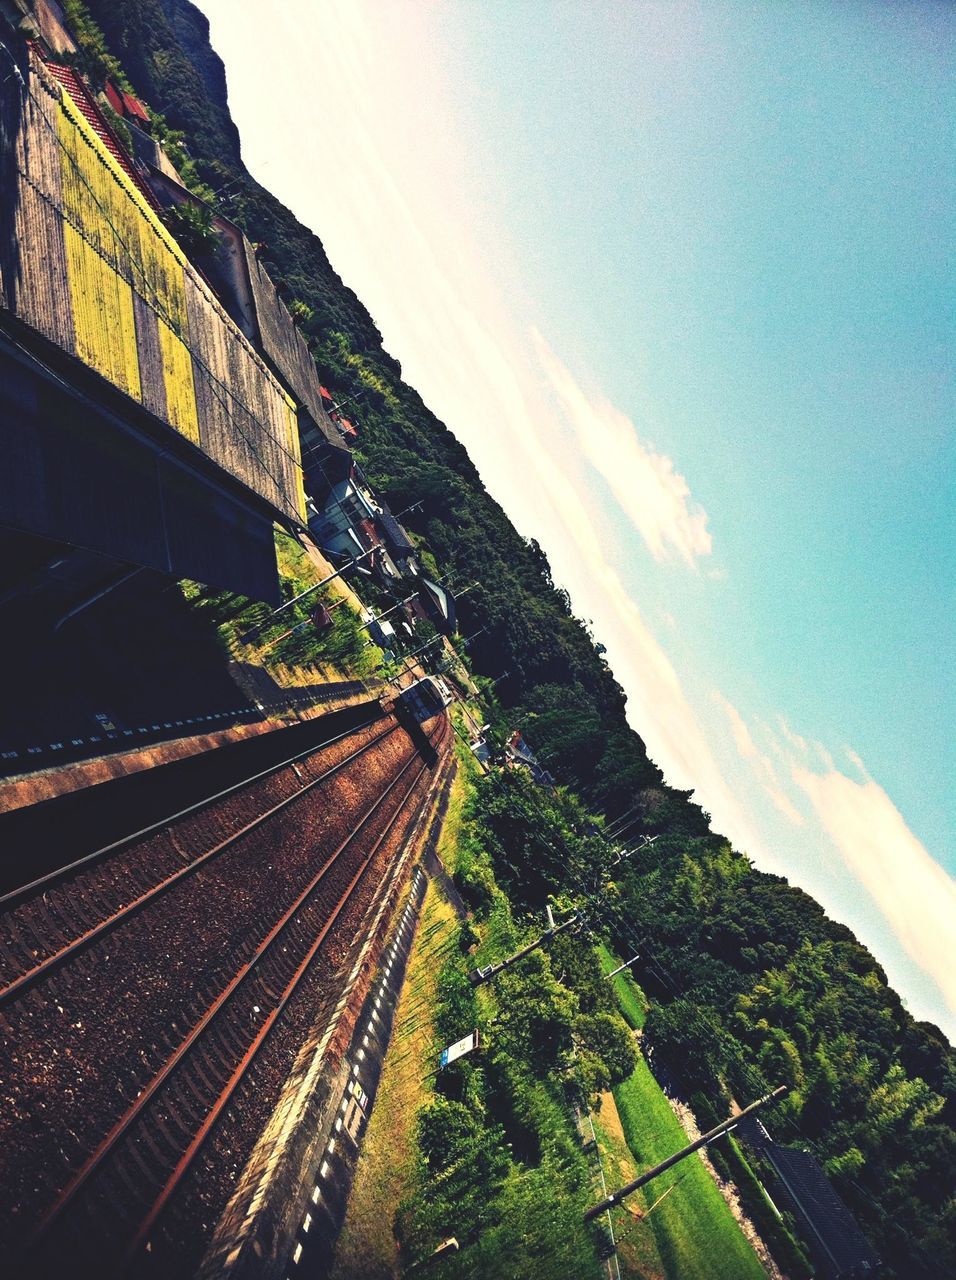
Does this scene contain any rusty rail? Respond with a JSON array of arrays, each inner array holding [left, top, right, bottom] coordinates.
[[20, 715, 449, 1277], [0, 717, 399, 1007]]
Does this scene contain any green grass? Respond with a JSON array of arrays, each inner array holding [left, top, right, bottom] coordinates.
[[597, 941, 650, 1029], [181, 529, 384, 683], [330, 875, 460, 1279], [612, 1059, 767, 1280], [595, 945, 768, 1278], [590, 1092, 666, 1280]]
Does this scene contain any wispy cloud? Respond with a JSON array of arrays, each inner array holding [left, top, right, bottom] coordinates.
[[714, 693, 806, 825], [762, 775, 807, 827], [792, 760, 956, 1024], [713, 691, 757, 758], [815, 742, 835, 771], [778, 716, 809, 756], [532, 330, 712, 568], [846, 747, 870, 780]]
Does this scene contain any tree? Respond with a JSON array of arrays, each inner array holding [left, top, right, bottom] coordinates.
[[160, 201, 221, 257], [575, 1012, 637, 1085], [413, 1097, 510, 1243], [644, 1000, 733, 1099], [493, 953, 578, 1073]]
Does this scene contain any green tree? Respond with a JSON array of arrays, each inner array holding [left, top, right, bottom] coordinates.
[[575, 1011, 638, 1085], [645, 1000, 734, 1100], [493, 952, 578, 1073], [412, 1097, 510, 1244]]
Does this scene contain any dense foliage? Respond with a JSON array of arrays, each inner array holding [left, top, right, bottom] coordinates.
[[393, 762, 637, 1277], [613, 834, 956, 1277], [69, 3, 956, 1272]]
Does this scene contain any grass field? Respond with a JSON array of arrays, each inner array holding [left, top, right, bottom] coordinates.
[[611, 1056, 767, 1280], [596, 943, 767, 1280], [596, 941, 649, 1029], [590, 1091, 666, 1280]]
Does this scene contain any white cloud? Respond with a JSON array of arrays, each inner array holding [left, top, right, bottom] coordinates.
[[531, 330, 712, 568], [713, 691, 757, 758], [714, 694, 806, 826], [778, 716, 809, 756], [792, 761, 956, 1024]]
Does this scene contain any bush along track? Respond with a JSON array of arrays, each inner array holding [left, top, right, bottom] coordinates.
[[331, 741, 629, 1278]]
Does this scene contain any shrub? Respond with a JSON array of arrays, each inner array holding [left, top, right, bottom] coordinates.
[[575, 1011, 638, 1085]]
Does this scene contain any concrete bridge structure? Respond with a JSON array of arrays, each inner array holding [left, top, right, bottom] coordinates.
[[0, 42, 308, 602]]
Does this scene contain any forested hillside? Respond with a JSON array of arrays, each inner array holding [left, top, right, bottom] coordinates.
[[69, 3, 956, 1273]]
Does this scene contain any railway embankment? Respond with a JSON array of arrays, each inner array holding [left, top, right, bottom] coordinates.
[[0, 708, 452, 1278], [329, 766, 470, 1280], [199, 741, 458, 1280]]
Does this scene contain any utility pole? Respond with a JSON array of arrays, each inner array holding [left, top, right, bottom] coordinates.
[[258, 596, 348, 653], [605, 953, 640, 979], [326, 389, 365, 418], [610, 834, 657, 866], [396, 633, 444, 667], [378, 634, 445, 688], [458, 626, 486, 647], [468, 907, 579, 986], [583, 1087, 787, 1222], [393, 499, 424, 520], [239, 549, 376, 644]]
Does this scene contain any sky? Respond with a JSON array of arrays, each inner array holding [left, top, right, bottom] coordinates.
[[197, 0, 955, 1036]]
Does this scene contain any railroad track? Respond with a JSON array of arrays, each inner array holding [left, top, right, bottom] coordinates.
[[12, 712, 450, 1279], [0, 712, 399, 1005]]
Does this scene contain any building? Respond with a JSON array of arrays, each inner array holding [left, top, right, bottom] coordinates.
[[741, 1121, 880, 1279], [376, 511, 419, 576], [505, 731, 555, 787], [1, 34, 308, 601], [412, 579, 457, 636], [134, 168, 353, 506]]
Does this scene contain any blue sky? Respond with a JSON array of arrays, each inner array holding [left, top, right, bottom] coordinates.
[[198, 1, 955, 1034]]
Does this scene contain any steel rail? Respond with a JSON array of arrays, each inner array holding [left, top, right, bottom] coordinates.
[[122, 715, 451, 1273], [0, 717, 401, 1007], [0, 703, 383, 911], [21, 714, 448, 1273]]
